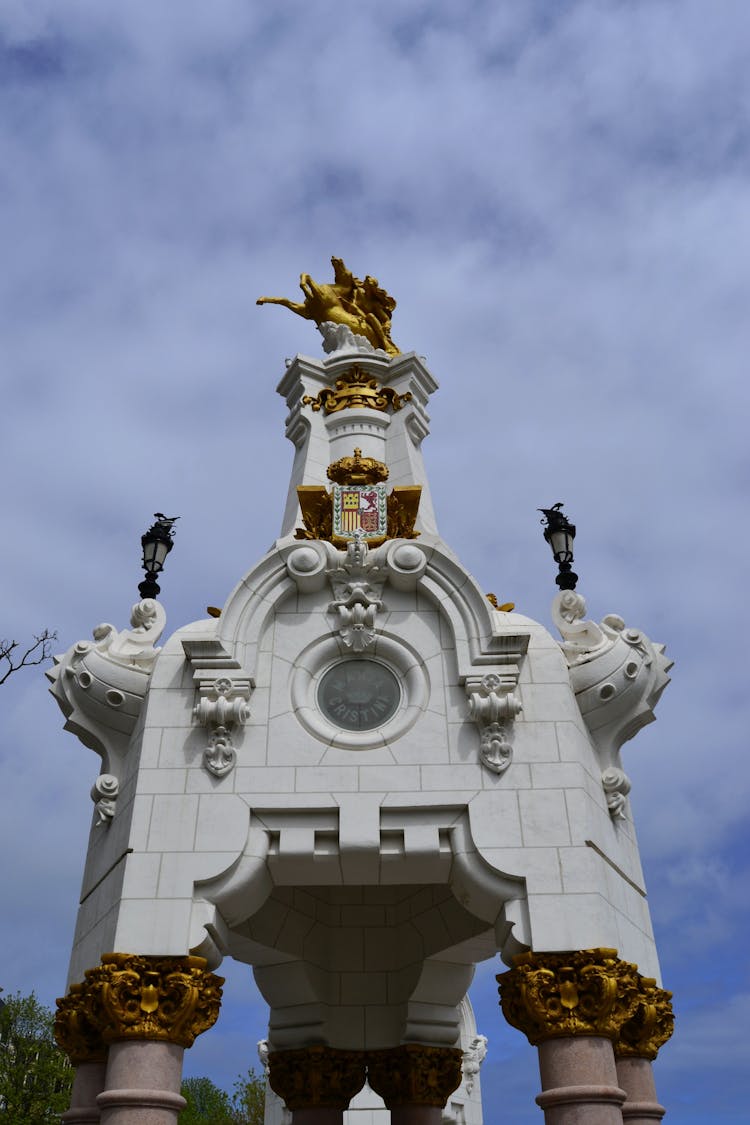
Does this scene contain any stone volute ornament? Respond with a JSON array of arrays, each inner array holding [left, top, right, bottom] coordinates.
[[257, 256, 400, 355], [466, 671, 523, 775], [497, 948, 641, 1046], [47, 598, 168, 822], [62, 954, 223, 1049], [551, 590, 672, 819], [302, 364, 412, 414], [268, 1045, 367, 1111]]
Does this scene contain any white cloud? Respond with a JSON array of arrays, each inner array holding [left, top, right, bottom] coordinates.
[[1, 2, 747, 1117]]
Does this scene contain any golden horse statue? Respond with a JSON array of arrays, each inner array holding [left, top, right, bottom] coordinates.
[[257, 257, 400, 355]]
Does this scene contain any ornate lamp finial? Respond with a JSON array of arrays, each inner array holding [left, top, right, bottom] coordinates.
[[139, 513, 179, 599], [539, 502, 578, 591]]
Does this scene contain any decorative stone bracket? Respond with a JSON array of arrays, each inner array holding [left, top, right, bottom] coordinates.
[[182, 640, 253, 778], [327, 531, 386, 651], [284, 535, 428, 655], [551, 590, 672, 819], [47, 598, 167, 823], [466, 672, 523, 775], [462, 1033, 488, 1094]]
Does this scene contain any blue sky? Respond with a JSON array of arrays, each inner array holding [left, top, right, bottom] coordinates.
[[1, 2, 748, 1120]]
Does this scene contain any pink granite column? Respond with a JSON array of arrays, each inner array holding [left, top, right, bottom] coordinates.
[[291, 1109, 344, 1125], [57, 954, 223, 1125], [498, 949, 650, 1125], [96, 1040, 186, 1124], [62, 1060, 108, 1124], [536, 1036, 626, 1124], [615, 979, 674, 1124], [389, 1107, 443, 1125], [55, 983, 109, 1123], [616, 1058, 666, 1122]]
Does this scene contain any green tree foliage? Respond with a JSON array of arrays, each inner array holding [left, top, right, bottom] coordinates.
[[180, 1076, 234, 1124], [0, 991, 73, 1124], [231, 1067, 265, 1125], [180, 1067, 265, 1125]]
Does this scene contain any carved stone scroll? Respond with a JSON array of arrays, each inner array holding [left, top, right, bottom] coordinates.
[[551, 590, 672, 818], [327, 532, 385, 651], [183, 639, 253, 778], [466, 672, 523, 775]]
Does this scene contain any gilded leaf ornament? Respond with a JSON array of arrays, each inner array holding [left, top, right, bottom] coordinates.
[[268, 1045, 367, 1110], [497, 948, 641, 1045], [54, 983, 107, 1065], [302, 366, 412, 414], [69, 954, 224, 1048], [367, 1044, 464, 1108], [616, 977, 674, 1060]]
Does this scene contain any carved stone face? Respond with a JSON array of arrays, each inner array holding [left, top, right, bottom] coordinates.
[[317, 659, 401, 731]]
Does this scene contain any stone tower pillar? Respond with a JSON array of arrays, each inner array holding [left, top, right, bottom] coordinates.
[[50, 268, 673, 1122]]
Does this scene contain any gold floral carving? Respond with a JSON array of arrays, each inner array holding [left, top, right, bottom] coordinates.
[[76, 954, 223, 1048], [296, 486, 334, 541], [497, 948, 641, 1046], [615, 977, 674, 1060], [327, 448, 389, 486], [268, 1046, 367, 1110], [367, 1044, 463, 1108], [54, 984, 107, 1065], [302, 366, 412, 415]]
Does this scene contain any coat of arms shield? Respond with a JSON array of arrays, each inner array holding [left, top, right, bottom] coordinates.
[[331, 483, 388, 540]]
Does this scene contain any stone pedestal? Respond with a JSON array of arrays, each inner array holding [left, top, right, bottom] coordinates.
[[97, 1040, 185, 1125], [62, 1061, 108, 1124], [616, 1057, 666, 1122], [536, 1036, 626, 1124]]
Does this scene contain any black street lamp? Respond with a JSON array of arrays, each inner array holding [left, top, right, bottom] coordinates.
[[538, 502, 578, 591], [139, 513, 179, 599]]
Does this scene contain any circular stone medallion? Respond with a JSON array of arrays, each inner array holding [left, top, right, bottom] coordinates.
[[317, 659, 401, 732]]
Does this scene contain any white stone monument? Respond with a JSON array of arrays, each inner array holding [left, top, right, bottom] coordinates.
[[51, 262, 674, 1125]]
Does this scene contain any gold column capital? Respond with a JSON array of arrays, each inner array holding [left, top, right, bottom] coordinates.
[[615, 976, 674, 1060], [59, 953, 223, 1051], [268, 1046, 367, 1110], [367, 1044, 463, 1109], [497, 948, 642, 1045], [55, 983, 107, 1065]]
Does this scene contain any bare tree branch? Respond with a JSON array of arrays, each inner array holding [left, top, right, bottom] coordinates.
[[0, 629, 57, 685]]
